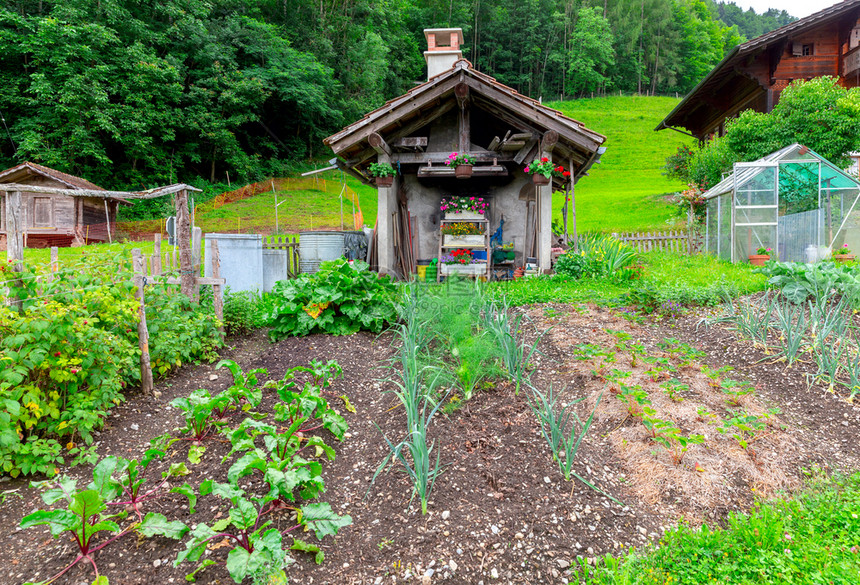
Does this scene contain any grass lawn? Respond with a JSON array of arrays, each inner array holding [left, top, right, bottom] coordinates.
[[493, 250, 767, 307], [546, 95, 695, 233]]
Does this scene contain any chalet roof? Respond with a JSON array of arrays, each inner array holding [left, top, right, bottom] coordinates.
[[657, 0, 860, 136], [0, 161, 106, 191], [324, 59, 606, 182]]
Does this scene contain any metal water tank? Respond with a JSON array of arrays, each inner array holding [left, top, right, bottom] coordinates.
[[299, 231, 346, 274]]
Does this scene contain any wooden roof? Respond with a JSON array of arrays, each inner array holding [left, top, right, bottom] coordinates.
[[657, 0, 860, 137], [324, 59, 606, 182], [0, 161, 106, 191]]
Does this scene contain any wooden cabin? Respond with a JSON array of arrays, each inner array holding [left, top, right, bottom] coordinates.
[[324, 28, 606, 277], [658, 0, 860, 140], [0, 162, 128, 249]]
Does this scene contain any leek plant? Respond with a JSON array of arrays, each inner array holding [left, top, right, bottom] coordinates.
[[526, 384, 621, 505], [481, 296, 545, 394]]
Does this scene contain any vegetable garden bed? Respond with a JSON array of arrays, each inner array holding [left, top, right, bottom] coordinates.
[[0, 300, 858, 584]]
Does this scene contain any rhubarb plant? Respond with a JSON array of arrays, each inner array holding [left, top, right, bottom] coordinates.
[[175, 481, 350, 583]]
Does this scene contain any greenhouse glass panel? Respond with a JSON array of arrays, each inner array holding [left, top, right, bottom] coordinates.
[[779, 162, 819, 215], [706, 198, 718, 255], [719, 193, 732, 261], [736, 166, 777, 207], [734, 224, 776, 261]]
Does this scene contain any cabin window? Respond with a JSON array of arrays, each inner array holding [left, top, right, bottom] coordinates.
[[33, 197, 52, 227], [802, 44, 814, 56]]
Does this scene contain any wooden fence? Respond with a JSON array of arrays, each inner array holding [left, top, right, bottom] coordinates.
[[611, 230, 689, 254], [263, 235, 300, 279]]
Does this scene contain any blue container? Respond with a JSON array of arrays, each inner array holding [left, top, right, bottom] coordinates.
[[472, 250, 487, 261]]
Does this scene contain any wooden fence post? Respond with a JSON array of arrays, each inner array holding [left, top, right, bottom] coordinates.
[[132, 249, 154, 395], [191, 226, 202, 301], [5, 190, 24, 313], [211, 239, 224, 332], [152, 234, 162, 276], [175, 189, 194, 300], [49, 247, 58, 282]]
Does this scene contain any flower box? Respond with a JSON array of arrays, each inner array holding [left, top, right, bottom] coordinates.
[[532, 174, 550, 186], [445, 211, 484, 220], [833, 254, 856, 263], [440, 263, 486, 275], [443, 234, 484, 247], [375, 176, 393, 187], [748, 254, 770, 266]]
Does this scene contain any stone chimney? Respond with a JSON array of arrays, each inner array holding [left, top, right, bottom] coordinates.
[[424, 28, 463, 80]]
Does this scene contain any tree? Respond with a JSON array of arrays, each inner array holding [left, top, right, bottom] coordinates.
[[568, 7, 616, 96], [685, 77, 860, 189]]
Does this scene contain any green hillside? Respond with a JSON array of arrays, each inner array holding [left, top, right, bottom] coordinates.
[[547, 95, 695, 232]]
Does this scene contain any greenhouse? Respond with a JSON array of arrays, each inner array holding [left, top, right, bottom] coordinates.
[[702, 143, 860, 263]]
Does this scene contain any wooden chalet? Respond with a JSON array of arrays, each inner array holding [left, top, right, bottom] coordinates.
[[324, 28, 606, 276], [0, 162, 128, 249], [657, 0, 860, 140]]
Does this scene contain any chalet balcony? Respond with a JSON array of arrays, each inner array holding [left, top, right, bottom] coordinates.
[[844, 45, 860, 78]]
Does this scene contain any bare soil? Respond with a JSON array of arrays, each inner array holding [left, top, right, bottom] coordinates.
[[1, 303, 858, 585]]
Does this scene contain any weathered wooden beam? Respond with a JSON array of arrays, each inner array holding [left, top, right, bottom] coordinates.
[[131, 248, 154, 395], [175, 189, 194, 300], [5, 190, 23, 313], [369, 132, 392, 156], [514, 136, 539, 165], [393, 137, 428, 149], [541, 130, 559, 154], [162, 276, 226, 286], [417, 165, 508, 178], [327, 75, 461, 154], [211, 239, 224, 332], [464, 76, 604, 152], [488, 136, 501, 151], [393, 151, 515, 164], [345, 99, 458, 167], [500, 141, 526, 152], [0, 183, 201, 200]]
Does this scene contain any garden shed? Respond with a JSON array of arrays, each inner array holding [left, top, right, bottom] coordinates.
[[0, 161, 129, 249], [324, 28, 606, 277], [702, 143, 860, 263]]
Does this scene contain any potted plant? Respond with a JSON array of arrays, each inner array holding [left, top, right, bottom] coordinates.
[[524, 157, 570, 186], [445, 152, 477, 179], [441, 222, 484, 247], [440, 249, 485, 275], [440, 196, 489, 220], [749, 246, 772, 266], [368, 162, 396, 187], [832, 243, 855, 262]]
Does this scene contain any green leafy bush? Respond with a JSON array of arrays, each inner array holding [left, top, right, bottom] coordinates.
[[0, 257, 223, 478], [555, 234, 638, 281], [222, 289, 267, 336], [266, 259, 398, 339]]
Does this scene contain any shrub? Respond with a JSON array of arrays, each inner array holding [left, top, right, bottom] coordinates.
[[266, 259, 398, 339], [222, 289, 266, 336], [555, 234, 638, 281], [0, 257, 223, 477]]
